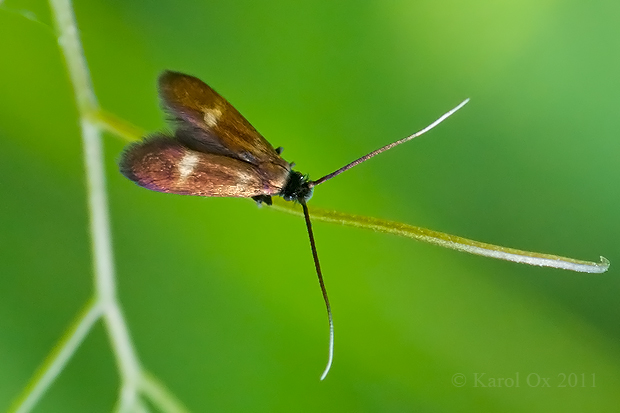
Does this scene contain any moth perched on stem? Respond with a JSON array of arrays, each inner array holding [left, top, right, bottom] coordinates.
[[120, 71, 468, 379]]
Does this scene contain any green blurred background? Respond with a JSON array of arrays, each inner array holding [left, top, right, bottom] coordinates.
[[1, 0, 619, 411]]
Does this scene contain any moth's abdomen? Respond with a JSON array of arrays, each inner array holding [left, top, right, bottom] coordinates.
[[120, 136, 288, 198]]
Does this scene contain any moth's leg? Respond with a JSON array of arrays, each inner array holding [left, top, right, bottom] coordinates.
[[252, 195, 273, 206]]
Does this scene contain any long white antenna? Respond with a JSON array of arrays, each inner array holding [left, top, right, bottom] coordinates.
[[310, 98, 470, 187], [300, 201, 334, 380]]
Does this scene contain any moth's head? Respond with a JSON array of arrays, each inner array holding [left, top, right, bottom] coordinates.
[[280, 170, 313, 203]]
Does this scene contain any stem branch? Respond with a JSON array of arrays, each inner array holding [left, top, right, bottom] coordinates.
[[10, 2, 189, 412]]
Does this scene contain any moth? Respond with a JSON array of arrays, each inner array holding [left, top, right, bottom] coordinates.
[[119, 71, 468, 379]]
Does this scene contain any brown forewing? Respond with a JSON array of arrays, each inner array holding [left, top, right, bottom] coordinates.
[[159, 71, 289, 170], [119, 135, 289, 197]]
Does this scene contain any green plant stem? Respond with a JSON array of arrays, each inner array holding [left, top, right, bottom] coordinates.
[[135, 399, 152, 413], [140, 371, 191, 413], [93, 109, 146, 142], [49, 0, 144, 408], [9, 299, 103, 413], [10, 1, 189, 412], [269, 198, 609, 274], [93, 100, 609, 274]]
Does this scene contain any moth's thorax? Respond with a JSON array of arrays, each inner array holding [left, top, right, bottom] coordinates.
[[280, 170, 313, 202]]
